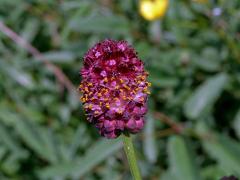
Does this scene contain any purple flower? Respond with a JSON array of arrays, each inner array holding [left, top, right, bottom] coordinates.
[[79, 39, 150, 138], [212, 7, 222, 17]]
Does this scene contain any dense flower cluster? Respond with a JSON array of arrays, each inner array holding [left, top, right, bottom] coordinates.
[[79, 39, 150, 138]]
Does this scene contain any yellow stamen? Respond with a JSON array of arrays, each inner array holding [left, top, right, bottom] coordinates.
[[106, 103, 110, 109], [84, 87, 89, 92], [88, 104, 93, 109]]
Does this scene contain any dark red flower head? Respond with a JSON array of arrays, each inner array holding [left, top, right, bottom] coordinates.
[[79, 39, 150, 138]]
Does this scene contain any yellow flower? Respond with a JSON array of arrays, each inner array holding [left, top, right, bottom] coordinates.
[[139, 0, 169, 21]]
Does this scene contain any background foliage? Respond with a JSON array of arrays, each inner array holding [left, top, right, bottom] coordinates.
[[0, 0, 240, 179]]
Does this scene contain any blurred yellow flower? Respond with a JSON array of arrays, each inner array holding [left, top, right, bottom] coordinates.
[[139, 0, 169, 21]]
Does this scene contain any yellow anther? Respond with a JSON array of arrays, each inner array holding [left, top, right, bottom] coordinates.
[[95, 111, 100, 115], [106, 103, 110, 109], [147, 82, 152, 87], [88, 82, 93, 86], [88, 104, 93, 109], [97, 93, 102, 97], [120, 79, 124, 83], [104, 78, 108, 82], [127, 97, 133, 101], [117, 110, 123, 114], [146, 91, 151, 95], [80, 96, 86, 102], [115, 85, 119, 89], [124, 85, 130, 90], [84, 87, 89, 92]]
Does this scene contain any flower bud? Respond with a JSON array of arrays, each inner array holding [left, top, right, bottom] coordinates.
[[139, 0, 169, 21], [79, 40, 150, 138]]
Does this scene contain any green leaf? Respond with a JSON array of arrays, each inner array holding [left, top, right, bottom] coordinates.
[[184, 73, 228, 119], [202, 134, 240, 176], [233, 108, 240, 139], [149, 76, 179, 88], [143, 114, 157, 163], [160, 170, 177, 180], [168, 136, 201, 180], [14, 119, 60, 164], [40, 51, 75, 63], [38, 138, 122, 179], [201, 165, 225, 180], [194, 47, 221, 72], [0, 123, 23, 153], [69, 15, 130, 35]]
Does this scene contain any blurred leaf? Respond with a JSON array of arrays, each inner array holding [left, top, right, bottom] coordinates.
[[14, 118, 60, 164], [7, 68, 34, 89], [40, 51, 75, 63], [149, 76, 179, 88], [67, 124, 89, 159], [38, 138, 122, 179], [202, 133, 240, 176], [184, 73, 228, 119], [0, 146, 7, 160], [233, 108, 240, 139], [168, 136, 201, 180], [0, 123, 27, 157], [143, 113, 157, 163], [1, 153, 21, 174], [194, 47, 221, 72], [201, 165, 225, 180], [69, 15, 130, 35]]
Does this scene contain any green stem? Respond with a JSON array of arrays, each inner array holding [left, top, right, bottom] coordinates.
[[122, 133, 142, 180]]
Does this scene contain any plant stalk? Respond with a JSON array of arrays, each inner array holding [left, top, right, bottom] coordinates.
[[122, 133, 142, 180]]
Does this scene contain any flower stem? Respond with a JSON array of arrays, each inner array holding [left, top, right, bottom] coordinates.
[[122, 133, 142, 180]]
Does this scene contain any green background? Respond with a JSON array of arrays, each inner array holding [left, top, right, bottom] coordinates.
[[0, 0, 240, 179]]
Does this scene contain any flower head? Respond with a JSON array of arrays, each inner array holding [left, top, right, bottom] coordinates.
[[139, 0, 169, 21], [79, 39, 150, 138]]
